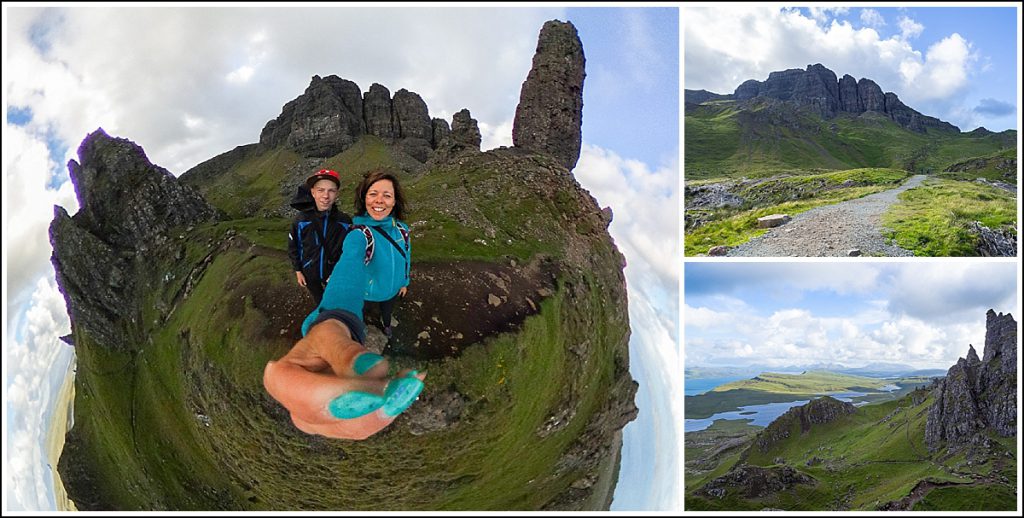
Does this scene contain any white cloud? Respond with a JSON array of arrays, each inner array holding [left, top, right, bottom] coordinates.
[[575, 143, 679, 293], [572, 142, 680, 510], [6, 6, 564, 175], [808, 7, 849, 24], [3, 125, 79, 303], [898, 15, 924, 40], [860, 9, 886, 28], [684, 6, 978, 125], [4, 277, 75, 511], [886, 262, 1017, 322], [685, 263, 1017, 370]]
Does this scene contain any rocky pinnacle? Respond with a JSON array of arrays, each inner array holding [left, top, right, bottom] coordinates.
[[925, 310, 1018, 452], [512, 20, 586, 170]]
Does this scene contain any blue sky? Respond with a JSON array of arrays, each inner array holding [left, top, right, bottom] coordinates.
[[685, 5, 1019, 132], [685, 262, 1019, 370], [3, 6, 680, 511]]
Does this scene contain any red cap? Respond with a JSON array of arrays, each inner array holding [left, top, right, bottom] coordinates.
[[306, 169, 340, 189]]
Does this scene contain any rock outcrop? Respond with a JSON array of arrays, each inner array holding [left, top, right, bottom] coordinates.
[[450, 108, 482, 150], [513, 20, 585, 170], [691, 63, 960, 133], [752, 396, 857, 454], [925, 310, 1017, 452], [697, 465, 815, 499], [256, 76, 443, 162], [49, 129, 219, 352], [260, 75, 366, 157], [969, 222, 1017, 257], [363, 83, 396, 140]]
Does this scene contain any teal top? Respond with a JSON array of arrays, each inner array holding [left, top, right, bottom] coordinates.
[[301, 214, 410, 336]]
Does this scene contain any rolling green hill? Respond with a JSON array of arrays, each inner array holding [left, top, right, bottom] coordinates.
[[685, 392, 1017, 511], [685, 98, 1016, 181]]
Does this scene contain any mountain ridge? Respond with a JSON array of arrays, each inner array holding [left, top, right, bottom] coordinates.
[[686, 63, 958, 134]]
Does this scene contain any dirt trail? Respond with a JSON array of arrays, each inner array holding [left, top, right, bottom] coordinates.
[[727, 175, 927, 257]]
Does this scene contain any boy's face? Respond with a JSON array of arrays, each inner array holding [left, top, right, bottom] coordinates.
[[312, 179, 339, 212]]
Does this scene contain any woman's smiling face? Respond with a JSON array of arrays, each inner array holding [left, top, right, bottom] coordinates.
[[365, 179, 395, 220]]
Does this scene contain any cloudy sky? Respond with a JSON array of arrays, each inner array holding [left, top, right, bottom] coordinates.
[[685, 261, 1019, 371], [2, 6, 680, 511], [685, 5, 1019, 132]]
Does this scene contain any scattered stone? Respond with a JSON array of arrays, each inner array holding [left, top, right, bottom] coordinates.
[[488, 293, 502, 307], [969, 221, 1017, 257], [847, 249, 862, 257], [757, 214, 791, 228], [708, 245, 731, 256]]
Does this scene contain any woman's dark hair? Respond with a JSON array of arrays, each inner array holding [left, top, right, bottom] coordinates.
[[354, 169, 406, 221]]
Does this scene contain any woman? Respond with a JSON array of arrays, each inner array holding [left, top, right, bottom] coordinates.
[[266, 169, 420, 439], [349, 169, 411, 338]]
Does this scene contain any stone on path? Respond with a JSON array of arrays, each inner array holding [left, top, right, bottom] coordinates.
[[757, 214, 791, 228], [708, 245, 731, 256], [847, 249, 862, 257]]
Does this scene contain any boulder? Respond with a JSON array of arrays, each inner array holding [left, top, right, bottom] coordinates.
[[757, 214, 791, 228]]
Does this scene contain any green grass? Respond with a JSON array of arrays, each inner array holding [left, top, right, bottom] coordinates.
[[882, 178, 1017, 256], [913, 484, 1019, 511], [62, 138, 631, 510], [685, 98, 1016, 180], [714, 371, 891, 395], [69, 233, 626, 509], [935, 147, 1017, 184], [686, 391, 1016, 511]]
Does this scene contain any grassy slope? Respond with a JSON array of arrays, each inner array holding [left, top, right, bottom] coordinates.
[[685, 393, 1017, 511], [65, 140, 628, 510], [713, 371, 889, 394], [881, 178, 1017, 256], [684, 100, 1016, 181]]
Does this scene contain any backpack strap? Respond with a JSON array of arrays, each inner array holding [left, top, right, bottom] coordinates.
[[350, 224, 374, 266], [369, 225, 409, 259]]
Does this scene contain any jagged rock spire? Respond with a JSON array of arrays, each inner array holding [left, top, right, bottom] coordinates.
[[512, 20, 586, 170], [925, 310, 1017, 452]]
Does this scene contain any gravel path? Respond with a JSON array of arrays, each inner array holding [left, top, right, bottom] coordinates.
[[727, 175, 927, 257]]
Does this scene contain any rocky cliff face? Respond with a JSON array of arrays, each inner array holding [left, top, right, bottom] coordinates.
[[254, 75, 478, 164], [49, 129, 219, 352], [704, 64, 959, 133], [925, 310, 1017, 452], [512, 20, 585, 170]]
